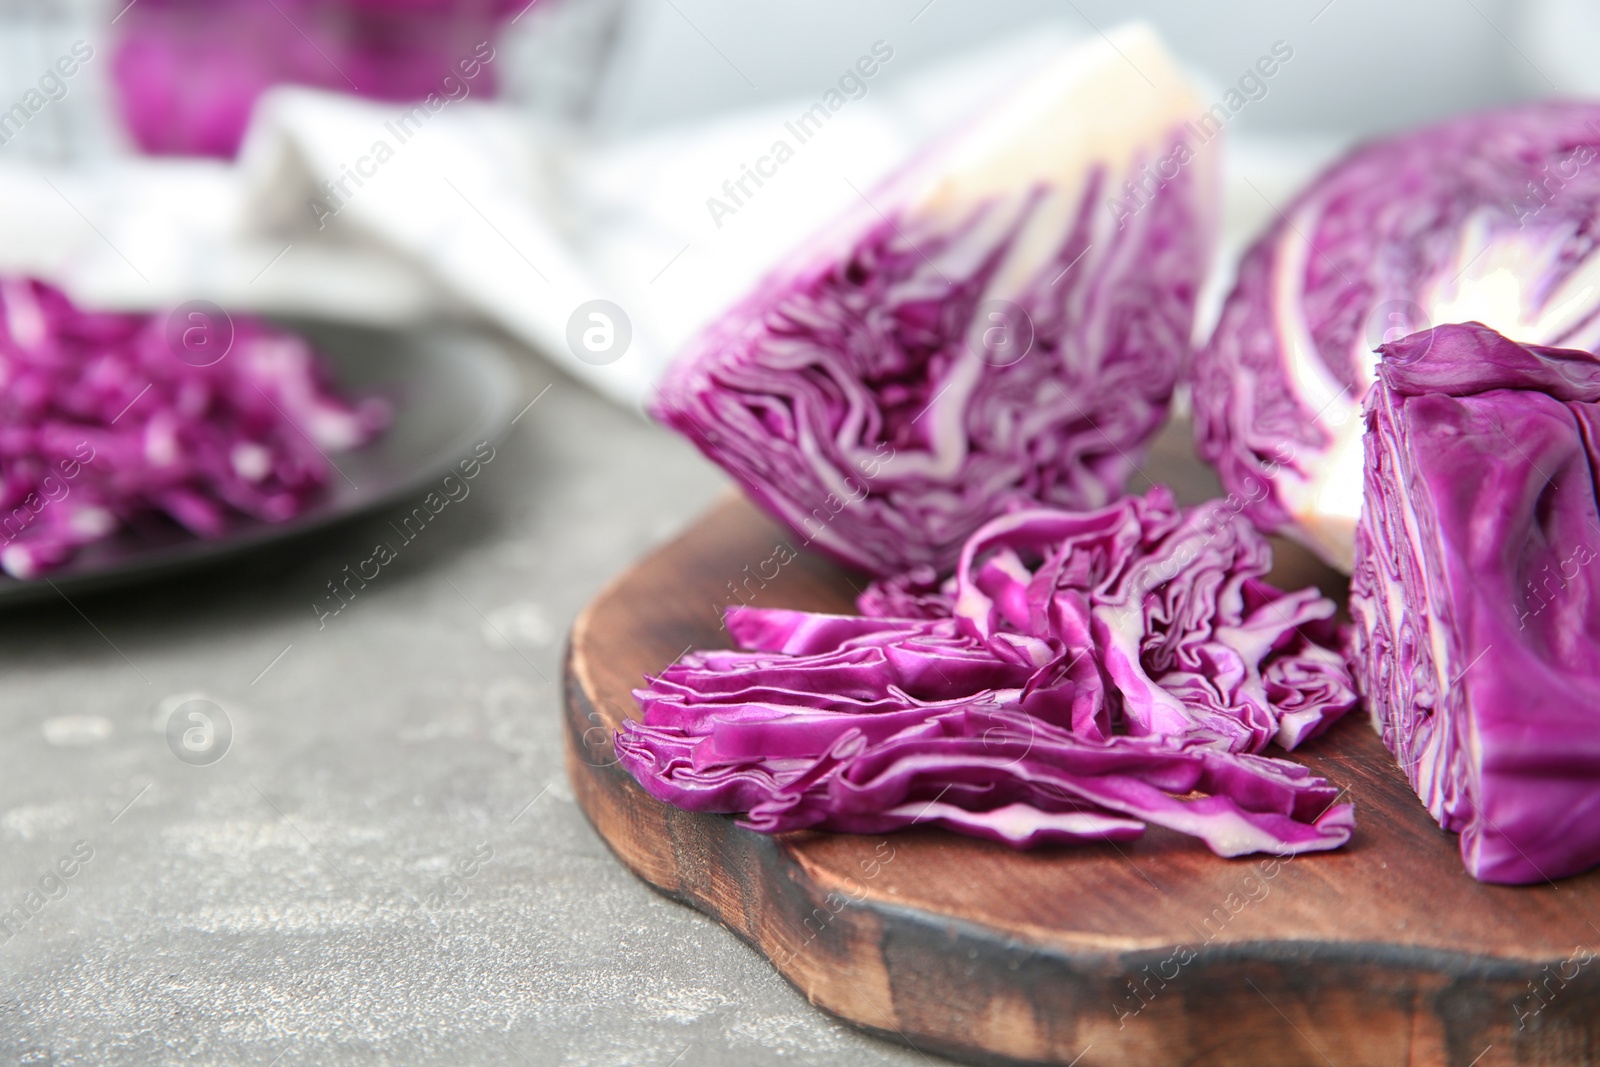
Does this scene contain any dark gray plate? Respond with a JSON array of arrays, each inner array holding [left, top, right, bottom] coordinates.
[[0, 319, 522, 607]]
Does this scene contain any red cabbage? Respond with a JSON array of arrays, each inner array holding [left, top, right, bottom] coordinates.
[[112, 0, 522, 157], [1350, 321, 1600, 884], [617, 488, 1356, 857], [0, 277, 388, 579], [652, 27, 1219, 577], [1195, 102, 1600, 572]]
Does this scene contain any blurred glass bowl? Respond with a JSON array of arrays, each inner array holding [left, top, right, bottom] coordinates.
[[110, 0, 527, 157]]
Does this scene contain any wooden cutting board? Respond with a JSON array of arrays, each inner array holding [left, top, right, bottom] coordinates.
[[563, 427, 1600, 1067]]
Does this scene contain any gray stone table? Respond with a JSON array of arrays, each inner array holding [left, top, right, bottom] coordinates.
[[0, 346, 950, 1066]]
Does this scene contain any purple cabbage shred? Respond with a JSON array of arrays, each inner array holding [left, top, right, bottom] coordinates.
[[0, 277, 388, 579], [618, 488, 1357, 857]]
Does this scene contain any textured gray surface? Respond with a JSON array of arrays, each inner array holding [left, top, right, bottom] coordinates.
[[0, 349, 947, 1066]]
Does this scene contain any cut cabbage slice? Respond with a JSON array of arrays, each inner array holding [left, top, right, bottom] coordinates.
[[1196, 102, 1600, 572], [1350, 322, 1600, 883], [653, 24, 1218, 576]]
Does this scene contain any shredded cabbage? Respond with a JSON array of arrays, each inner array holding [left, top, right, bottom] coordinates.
[[619, 488, 1356, 857], [0, 277, 388, 579]]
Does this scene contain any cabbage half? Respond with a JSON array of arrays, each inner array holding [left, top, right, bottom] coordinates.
[[653, 25, 1218, 576], [1196, 102, 1600, 571], [618, 488, 1356, 857], [1350, 322, 1600, 883]]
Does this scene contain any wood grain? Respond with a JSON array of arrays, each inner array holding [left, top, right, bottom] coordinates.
[[564, 428, 1600, 1067]]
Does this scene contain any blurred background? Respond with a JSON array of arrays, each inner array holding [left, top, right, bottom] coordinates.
[[2, 0, 1581, 146], [599, 0, 1580, 135], [1, 0, 1592, 408]]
